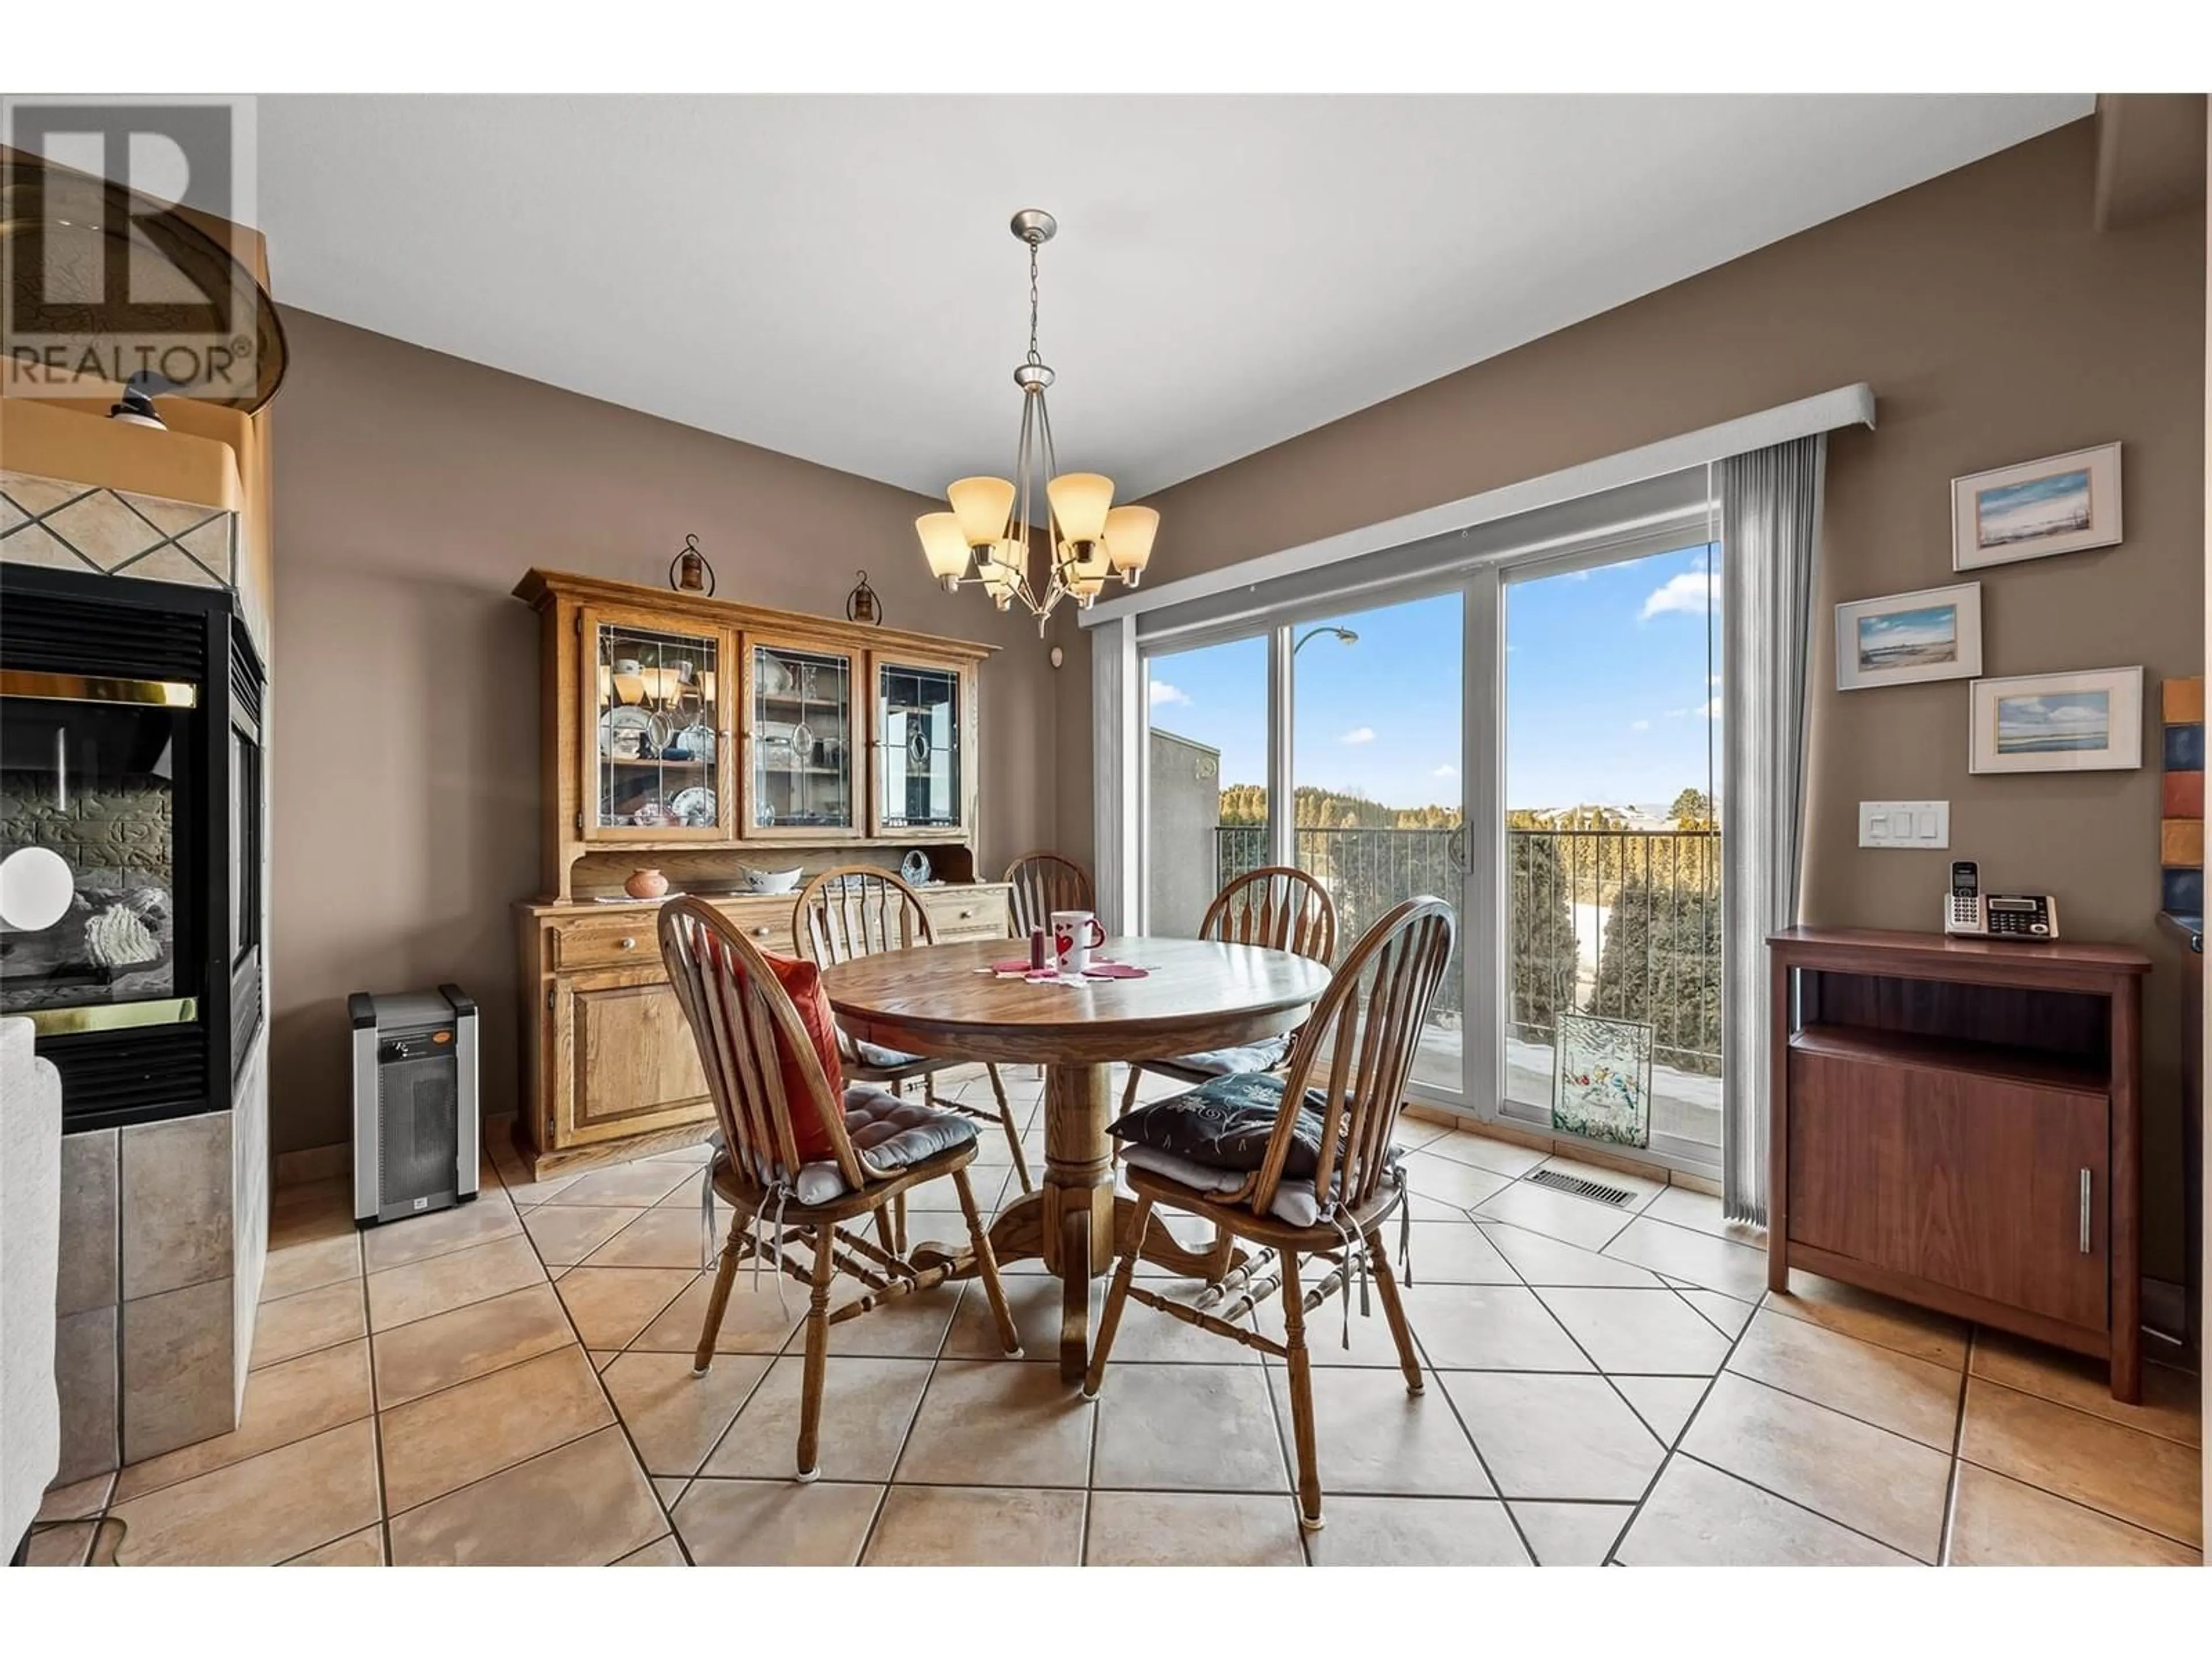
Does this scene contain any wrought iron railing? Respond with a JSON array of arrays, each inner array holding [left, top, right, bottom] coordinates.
[[1212, 824, 1722, 1077]]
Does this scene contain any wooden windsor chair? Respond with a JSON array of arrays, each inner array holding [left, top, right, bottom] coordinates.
[[1002, 850, 1095, 941], [1085, 895, 1458, 1533], [659, 896, 1021, 1483], [794, 865, 1033, 1218]]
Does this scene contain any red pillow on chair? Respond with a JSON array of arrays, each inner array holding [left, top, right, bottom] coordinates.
[[760, 952, 844, 1167]]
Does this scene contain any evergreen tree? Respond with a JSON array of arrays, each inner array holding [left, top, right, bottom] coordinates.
[[1590, 872, 1722, 1075]]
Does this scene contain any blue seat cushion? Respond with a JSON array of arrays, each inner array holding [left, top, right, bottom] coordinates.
[[1159, 1037, 1290, 1077]]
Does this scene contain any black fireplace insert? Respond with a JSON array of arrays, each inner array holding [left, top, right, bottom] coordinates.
[[0, 563, 263, 1130]]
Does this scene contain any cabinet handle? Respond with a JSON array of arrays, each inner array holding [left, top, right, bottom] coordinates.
[[2078, 1169, 2092, 1254], [619, 937, 637, 951], [959, 908, 975, 919], [752, 926, 772, 938]]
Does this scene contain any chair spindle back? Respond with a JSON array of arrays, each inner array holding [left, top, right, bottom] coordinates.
[[1003, 851, 1094, 940], [794, 866, 935, 966], [1200, 865, 1337, 965]]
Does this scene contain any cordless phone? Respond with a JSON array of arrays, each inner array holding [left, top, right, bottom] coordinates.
[[1944, 860, 2059, 940]]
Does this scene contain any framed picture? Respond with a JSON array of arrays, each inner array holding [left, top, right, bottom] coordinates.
[[1969, 666, 2143, 775], [1836, 581, 1982, 691], [1552, 1012, 1653, 1149], [1952, 442, 2122, 570]]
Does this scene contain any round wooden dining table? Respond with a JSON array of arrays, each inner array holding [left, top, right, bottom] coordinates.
[[819, 935, 1331, 1381]]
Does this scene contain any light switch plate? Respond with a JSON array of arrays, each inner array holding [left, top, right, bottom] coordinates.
[[1858, 800, 1949, 849]]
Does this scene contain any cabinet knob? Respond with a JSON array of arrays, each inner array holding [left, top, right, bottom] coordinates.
[[752, 926, 772, 938], [619, 937, 637, 950], [959, 908, 975, 919]]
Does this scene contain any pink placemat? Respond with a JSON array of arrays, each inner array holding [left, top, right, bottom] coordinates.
[[1082, 961, 1149, 979]]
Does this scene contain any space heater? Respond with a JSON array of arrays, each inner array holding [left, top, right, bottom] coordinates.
[[349, 985, 479, 1225]]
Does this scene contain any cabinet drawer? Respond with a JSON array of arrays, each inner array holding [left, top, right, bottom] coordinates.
[[552, 916, 660, 969], [706, 895, 798, 953], [923, 888, 1006, 944]]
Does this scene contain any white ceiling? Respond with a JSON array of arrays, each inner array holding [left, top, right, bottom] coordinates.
[[253, 94, 2090, 499]]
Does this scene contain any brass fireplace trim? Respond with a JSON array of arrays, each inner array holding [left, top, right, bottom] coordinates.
[[0, 670, 198, 707], [22, 997, 199, 1036]]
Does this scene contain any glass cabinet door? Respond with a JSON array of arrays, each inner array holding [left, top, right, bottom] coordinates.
[[586, 614, 726, 838], [745, 638, 857, 836], [873, 657, 967, 838]]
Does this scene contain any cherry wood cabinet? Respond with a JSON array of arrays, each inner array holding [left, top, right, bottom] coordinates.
[[1767, 927, 2150, 1400]]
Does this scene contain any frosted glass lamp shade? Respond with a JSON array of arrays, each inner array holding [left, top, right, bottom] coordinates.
[[1104, 505, 1159, 572], [916, 512, 971, 582], [1047, 472, 1113, 543], [948, 476, 1016, 546]]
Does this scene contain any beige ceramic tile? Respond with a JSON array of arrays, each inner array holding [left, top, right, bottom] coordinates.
[[790, 1271, 962, 1360], [1764, 1268, 1968, 1368], [1395, 1220, 1518, 1283], [1959, 1377, 2202, 1547], [251, 1279, 366, 1370], [600, 1350, 771, 1477], [366, 1233, 544, 1331], [1084, 1490, 1306, 1566], [704, 1355, 934, 1484], [108, 1419, 380, 1566], [388, 1425, 664, 1566], [861, 1485, 1088, 1566], [25, 1522, 96, 1566], [538, 1161, 699, 1208], [1642, 1183, 1764, 1245], [1509, 1500, 1635, 1565], [1948, 1463, 2201, 1566], [1418, 1128, 1550, 1179], [1599, 1217, 1768, 1301], [1479, 1222, 1664, 1287], [1093, 1363, 1288, 1492], [1677, 1289, 1756, 1338], [674, 1478, 883, 1566], [612, 1535, 689, 1566], [1400, 1282, 1592, 1372], [1307, 1495, 1531, 1565], [121, 1276, 237, 1460], [896, 1360, 1096, 1488], [359, 1193, 521, 1273], [259, 1230, 362, 1303], [1726, 1308, 1961, 1449], [36, 1471, 113, 1523], [1536, 1287, 1732, 1375], [1271, 1366, 1493, 1497], [113, 1338, 372, 1502], [378, 1344, 612, 1513], [1615, 1455, 1917, 1566], [1442, 1371, 1661, 1501], [1401, 1150, 1515, 1211], [632, 1272, 804, 1356], [942, 1274, 1094, 1362], [552, 1266, 696, 1349], [1969, 1329, 2200, 1448], [118, 1111, 233, 1298], [283, 1527, 386, 1566], [1248, 1278, 1418, 1370], [1611, 1376, 1712, 1446], [581, 1207, 718, 1271], [1681, 1373, 1952, 1561], [370, 1281, 576, 1407], [53, 1306, 117, 1482], [1474, 1181, 1634, 1252], [593, 1350, 623, 1372]]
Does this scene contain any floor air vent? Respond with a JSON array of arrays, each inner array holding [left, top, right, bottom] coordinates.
[[1527, 1168, 1638, 1207]]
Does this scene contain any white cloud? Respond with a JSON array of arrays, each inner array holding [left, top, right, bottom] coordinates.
[[1641, 571, 1714, 621], [1339, 726, 1376, 746], [1431, 763, 1458, 778], [1629, 719, 1651, 732], [1147, 680, 1191, 707]]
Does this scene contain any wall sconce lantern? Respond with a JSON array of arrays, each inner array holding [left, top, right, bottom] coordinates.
[[845, 569, 883, 626], [668, 532, 716, 596]]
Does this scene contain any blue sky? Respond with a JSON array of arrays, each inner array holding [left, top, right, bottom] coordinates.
[[1145, 543, 1720, 813]]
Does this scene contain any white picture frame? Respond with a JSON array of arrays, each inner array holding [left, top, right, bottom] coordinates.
[[1968, 666, 2143, 775], [1836, 581, 1983, 691], [1951, 442, 2122, 570]]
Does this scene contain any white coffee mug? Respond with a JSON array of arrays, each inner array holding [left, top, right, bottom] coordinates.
[[1051, 910, 1107, 975]]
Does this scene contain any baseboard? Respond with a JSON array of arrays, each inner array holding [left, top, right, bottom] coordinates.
[[272, 1141, 347, 1190], [1400, 1102, 1725, 1196]]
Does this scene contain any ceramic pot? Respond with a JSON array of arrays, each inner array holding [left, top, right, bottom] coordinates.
[[624, 868, 669, 900]]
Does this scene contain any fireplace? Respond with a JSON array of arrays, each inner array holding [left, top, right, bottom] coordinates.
[[0, 562, 263, 1131]]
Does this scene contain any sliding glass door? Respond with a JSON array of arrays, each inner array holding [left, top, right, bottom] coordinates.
[[1130, 512, 1724, 1174]]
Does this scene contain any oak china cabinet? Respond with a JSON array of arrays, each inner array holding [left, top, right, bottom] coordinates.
[[512, 569, 1008, 1177]]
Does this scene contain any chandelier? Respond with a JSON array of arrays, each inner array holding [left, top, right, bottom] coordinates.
[[915, 209, 1157, 632]]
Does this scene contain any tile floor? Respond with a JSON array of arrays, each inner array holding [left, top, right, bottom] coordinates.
[[28, 1066, 2203, 1567]]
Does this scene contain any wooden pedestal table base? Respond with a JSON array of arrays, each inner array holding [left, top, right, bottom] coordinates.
[[819, 936, 1331, 1385]]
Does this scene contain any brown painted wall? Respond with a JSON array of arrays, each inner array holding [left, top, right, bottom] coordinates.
[[1056, 119, 2206, 1278], [270, 311, 1061, 1154]]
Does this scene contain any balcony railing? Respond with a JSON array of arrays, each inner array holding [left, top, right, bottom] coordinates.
[[1213, 824, 1721, 1078]]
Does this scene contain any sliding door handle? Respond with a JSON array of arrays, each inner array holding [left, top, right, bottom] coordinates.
[[2078, 1169, 2092, 1255]]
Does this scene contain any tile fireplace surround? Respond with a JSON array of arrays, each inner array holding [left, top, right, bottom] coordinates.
[[4, 466, 266, 1483], [25, 1065, 2202, 1567]]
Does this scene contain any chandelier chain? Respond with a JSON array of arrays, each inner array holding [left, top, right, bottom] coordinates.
[[1025, 235, 1042, 367]]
